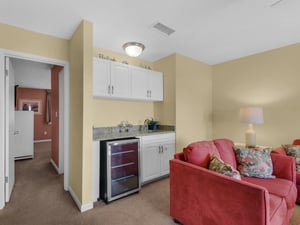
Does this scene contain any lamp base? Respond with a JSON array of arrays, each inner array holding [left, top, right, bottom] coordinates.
[[245, 124, 256, 148]]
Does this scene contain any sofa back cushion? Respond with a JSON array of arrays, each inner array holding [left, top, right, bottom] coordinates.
[[183, 141, 220, 168], [213, 139, 237, 169]]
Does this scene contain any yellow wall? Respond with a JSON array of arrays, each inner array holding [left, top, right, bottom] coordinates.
[[69, 21, 85, 202], [69, 20, 94, 205], [82, 21, 94, 204], [176, 54, 213, 151], [153, 54, 176, 125], [92, 48, 156, 127], [212, 43, 300, 147], [0, 23, 68, 61]]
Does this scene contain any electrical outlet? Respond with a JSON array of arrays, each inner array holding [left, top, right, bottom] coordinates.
[[44, 131, 47, 135]]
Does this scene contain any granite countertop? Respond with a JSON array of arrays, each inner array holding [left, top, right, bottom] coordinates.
[[93, 125, 175, 141]]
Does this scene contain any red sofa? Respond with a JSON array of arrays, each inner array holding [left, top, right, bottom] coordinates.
[[272, 139, 300, 204], [170, 139, 297, 225]]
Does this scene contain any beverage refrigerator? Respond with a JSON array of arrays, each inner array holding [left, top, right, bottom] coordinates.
[[100, 137, 140, 203]]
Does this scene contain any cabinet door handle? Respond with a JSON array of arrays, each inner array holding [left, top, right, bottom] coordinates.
[[112, 85, 114, 95], [147, 90, 149, 98], [158, 145, 161, 153], [108, 85, 111, 94], [150, 90, 152, 98]]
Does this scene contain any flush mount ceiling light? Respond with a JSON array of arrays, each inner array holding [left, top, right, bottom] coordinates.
[[122, 42, 145, 57]]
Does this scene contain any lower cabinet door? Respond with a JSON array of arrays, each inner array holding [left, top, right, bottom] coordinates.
[[160, 142, 175, 176], [142, 145, 161, 183]]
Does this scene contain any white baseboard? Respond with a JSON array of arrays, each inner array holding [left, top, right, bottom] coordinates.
[[68, 186, 93, 212], [50, 159, 63, 174]]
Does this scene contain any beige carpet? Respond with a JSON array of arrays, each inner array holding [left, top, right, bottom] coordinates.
[[0, 142, 299, 225]]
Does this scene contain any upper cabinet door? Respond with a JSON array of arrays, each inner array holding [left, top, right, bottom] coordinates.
[[110, 63, 131, 98], [149, 70, 163, 101], [131, 67, 149, 100], [131, 67, 163, 101], [93, 58, 111, 97]]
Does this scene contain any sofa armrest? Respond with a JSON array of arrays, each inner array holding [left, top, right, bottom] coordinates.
[[174, 152, 185, 160], [170, 159, 270, 225], [271, 153, 296, 183]]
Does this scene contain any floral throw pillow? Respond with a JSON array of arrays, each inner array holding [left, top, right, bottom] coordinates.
[[209, 155, 241, 180], [282, 144, 300, 172], [233, 146, 275, 178]]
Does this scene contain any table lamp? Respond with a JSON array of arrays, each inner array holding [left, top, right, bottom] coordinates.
[[239, 107, 264, 147]]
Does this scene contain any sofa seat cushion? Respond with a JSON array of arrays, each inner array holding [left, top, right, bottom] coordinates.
[[183, 141, 220, 168], [269, 194, 287, 225], [213, 139, 237, 169], [242, 177, 297, 209]]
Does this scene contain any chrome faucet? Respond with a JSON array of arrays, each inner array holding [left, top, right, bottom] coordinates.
[[118, 120, 132, 132]]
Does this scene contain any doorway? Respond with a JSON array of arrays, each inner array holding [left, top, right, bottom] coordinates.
[[13, 58, 62, 171], [0, 50, 69, 209]]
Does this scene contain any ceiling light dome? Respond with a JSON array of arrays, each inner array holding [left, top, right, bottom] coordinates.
[[123, 42, 145, 57]]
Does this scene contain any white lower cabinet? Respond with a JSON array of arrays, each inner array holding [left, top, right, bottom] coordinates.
[[139, 132, 175, 184]]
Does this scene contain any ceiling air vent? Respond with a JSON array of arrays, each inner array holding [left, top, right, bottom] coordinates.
[[152, 22, 175, 36], [270, 0, 285, 7]]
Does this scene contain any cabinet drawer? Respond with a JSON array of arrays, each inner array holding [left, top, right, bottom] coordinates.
[[141, 133, 175, 145]]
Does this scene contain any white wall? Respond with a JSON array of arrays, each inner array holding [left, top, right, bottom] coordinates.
[[12, 58, 51, 89]]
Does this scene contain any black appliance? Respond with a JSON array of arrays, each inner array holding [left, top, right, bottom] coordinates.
[[100, 137, 140, 203]]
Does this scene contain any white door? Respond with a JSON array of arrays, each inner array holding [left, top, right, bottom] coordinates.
[[93, 58, 111, 97], [110, 63, 131, 98], [0, 54, 5, 209], [14, 111, 34, 159], [5, 56, 15, 202], [141, 144, 161, 183], [131, 67, 149, 100], [160, 141, 175, 176], [149, 71, 163, 101]]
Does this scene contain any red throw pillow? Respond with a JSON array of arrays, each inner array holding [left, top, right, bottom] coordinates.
[[183, 141, 220, 168]]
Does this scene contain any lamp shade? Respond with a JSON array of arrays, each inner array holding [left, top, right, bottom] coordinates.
[[122, 42, 145, 57], [239, 107, 264, 124]]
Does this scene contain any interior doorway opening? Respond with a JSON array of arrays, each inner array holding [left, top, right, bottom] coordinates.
[[0, 50, 69, 209], [13, 58, 62, 173]]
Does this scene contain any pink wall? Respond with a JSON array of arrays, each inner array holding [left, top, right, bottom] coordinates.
[[16, 87, 52, 141]]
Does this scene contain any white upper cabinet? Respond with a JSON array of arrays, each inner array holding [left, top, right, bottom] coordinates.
[[131, 67, 148, 100], [110, 62, 131, 98], [148, 70, 163, 101], [93, 58, 111, 97], [131, 67, 163, 101], [93, 57, 163, 101]]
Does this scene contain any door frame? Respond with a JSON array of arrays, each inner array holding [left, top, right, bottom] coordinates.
[[0, 49, 70, 209]]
